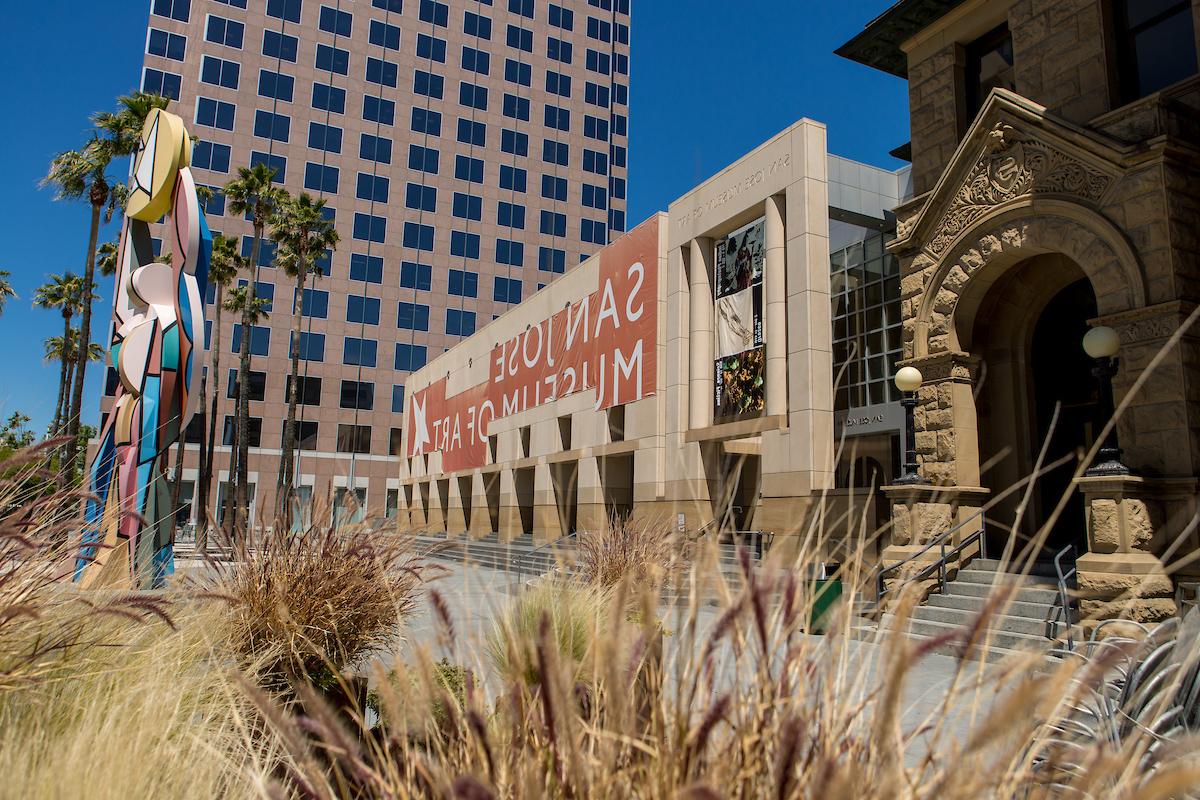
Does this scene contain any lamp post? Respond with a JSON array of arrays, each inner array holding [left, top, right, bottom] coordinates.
[[894, 366, 928, 485], [1082, 325, 1130, 477]]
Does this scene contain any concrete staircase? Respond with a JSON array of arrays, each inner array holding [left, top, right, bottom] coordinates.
[[881, 558, 1071, 660]]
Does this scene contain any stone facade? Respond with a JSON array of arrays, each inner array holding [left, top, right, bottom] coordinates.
[[845, 0, 1200, 623]]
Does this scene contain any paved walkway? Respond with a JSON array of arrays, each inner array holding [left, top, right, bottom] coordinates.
[[392, 562, 998, 763]]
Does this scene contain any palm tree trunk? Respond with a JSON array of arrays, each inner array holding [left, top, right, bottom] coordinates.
[[222, 420, 238, 537], [168, 423, 187, 544], [51, 313, 72, 437], [199, 292, 223, 552], [62, 200, 102, 485], [278, 266, 306, 523], [194, 370, 208, 554], [235, 227, 261, 534]]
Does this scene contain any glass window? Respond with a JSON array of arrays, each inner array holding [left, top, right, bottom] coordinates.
[[222, 416, 263, 447], [318, 5, 352, 36], [505, 58, 531, 86], [195, 97, 235, 130], [544, 104, 570, 131], [462, 46, 491, 77], [497, 201, 525, 229], [455, 155, 485, 182], [343, 338, 378, 368], [357, 173, 390, 203], [353, 213, 387, 243], [215, 0, 247, 6], [539, 246, 565, 274], [452, 192, 482, 221], [408, 144, 440, 173], [366, 57, 398, 88], [457, 118, 486, 146], [500, 128, 528, 156], [405, 182, 437, 211], [394, 343, 428, 371], [549, 3, 573, 29], [311, 82, 345, 113], [299, 287, 329, 318], [543, 139, 569, 166], [450, 230, 480, 258], [336, 424, 372, 454], [262, 30, 298, 62], [226, 368, 266, 401], [191, 141, 230, 172], [414, 69, 444, 98], [545, 70, 571, 97], [500, 165, 527, 192], [370, 20, 402, 50], [142, 68, 182, 100], [541, 174, 567, 201], [506, 24, 533, 52], [503, 93, 530, 120], [585, 48, 610, 75], [411, 107, 441, 134], [315, 44, 349, 75], [586, 16, 611, 43], [201, 186, 224, 216], [266, 0, 300, 23], [496, 238, 524, 266], [397, 301, 430, 331], [459, 81, 489, 109], [148, 28, 187, 60], [350, 254, 384, 283], [373, 0, 402, 11], [584, 114, 609, 140], [348, 295, 381, 325], [303, 162, 339, 193], [584, 81, 610, 108], [464, 11, 492, 39], [583, 148, 607, 175], [391, 384, 406, 413], [508, 0, 533, 19], [448, 268, 478, 297], [416, 33, 447, 63], [292, 331, 326, 361], [582, 183, 606, 209], [445, 308, 477, 336], [258, 69, 294, 101], [965, 24, 1015, 120], [400, 262, 433, 290], [419, 0, 449, 26], [403, 222, 435, 251], [283, 420, 319, 450], [200, 56, 239, 89], [363, 96, 395, 125], [547, 37, 572, 64], [581, 218, 607, 245], [231, 324, 271, 356], [493, 276, 522, 304], [285, 376, 322, 406], [205, 15, 243, 48], [249, 151, 286, 182], [308, 122, 342, 152], [359, 133, 392, 164], [240, 236, 278, 267], [540, 210, 566, 236], [254, 110, 290, 142], [152, 0, 190, 22], [1113, 0, 1197, 102]]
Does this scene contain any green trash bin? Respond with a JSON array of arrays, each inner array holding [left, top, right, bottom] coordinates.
[[808, 562, 842, 634]]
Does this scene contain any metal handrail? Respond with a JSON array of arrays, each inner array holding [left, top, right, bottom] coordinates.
[[1047, 543, 1078, 651], [511, 530, 578, 586], [874, 518, 988, 606]]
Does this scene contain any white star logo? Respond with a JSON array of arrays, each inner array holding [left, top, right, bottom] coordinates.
[[409, 394, 430, 454]]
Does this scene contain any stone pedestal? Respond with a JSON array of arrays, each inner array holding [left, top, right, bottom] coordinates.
[[1076, 474, 1183, 624], [882, 484, 988, 563]]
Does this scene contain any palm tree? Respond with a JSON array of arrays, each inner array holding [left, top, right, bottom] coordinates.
[[223, 164, 285, 532], [196, 234, 242, 550], [270, 193, 339, 518], [33, 273, 87, 438], [96, 239, 120, 278], [220, 283, 271, 534], [0, 270, 16, 316], [41, 92, 169, 484], [43, 329, 102, 467]]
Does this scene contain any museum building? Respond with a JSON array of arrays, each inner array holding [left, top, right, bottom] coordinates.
[[397, 119, 911, 554]]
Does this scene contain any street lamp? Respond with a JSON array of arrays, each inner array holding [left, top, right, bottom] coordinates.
[[1082, 325, 1130, 477], [894, 366, 928, 485]]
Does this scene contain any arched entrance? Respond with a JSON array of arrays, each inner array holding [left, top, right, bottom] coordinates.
[[968, 254, 1100, 560]]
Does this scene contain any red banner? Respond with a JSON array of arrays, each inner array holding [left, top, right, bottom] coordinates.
[[407, 216, 659, 472]]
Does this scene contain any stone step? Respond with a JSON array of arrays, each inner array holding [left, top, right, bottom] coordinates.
[[953, 567, 1059, 588], [925, 591, 1063, 621], [972, 558, 1065, 579], [911, 603, 1054, 637], [885, 615, 1056, 655], [944, 579, 1060, 605]]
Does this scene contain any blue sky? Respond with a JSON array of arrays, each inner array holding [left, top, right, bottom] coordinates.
[[0, 0, 906, 434]]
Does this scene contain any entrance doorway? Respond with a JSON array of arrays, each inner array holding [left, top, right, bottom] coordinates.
[[972, 258, 1098, 563], [551, 461, 579, 535]]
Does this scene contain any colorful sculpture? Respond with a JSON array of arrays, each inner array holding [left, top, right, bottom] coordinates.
[[76, 108, 210, 588]]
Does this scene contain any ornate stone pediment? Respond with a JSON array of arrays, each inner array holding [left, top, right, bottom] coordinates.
[[892, 90, 1127, 259]]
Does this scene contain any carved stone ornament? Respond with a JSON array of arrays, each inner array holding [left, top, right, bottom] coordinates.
[[927, 123, 1114, 257]]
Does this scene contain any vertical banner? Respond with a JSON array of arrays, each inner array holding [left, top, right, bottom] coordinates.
[[713, 218, 766, 418], [406, 216, 660, 470]]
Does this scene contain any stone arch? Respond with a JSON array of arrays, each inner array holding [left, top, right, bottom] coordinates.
[[911, 197, 1148, 357]]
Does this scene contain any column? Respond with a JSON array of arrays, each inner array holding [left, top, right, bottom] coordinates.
[[764, 194, 787, 417], [688, 238, 714, 430]]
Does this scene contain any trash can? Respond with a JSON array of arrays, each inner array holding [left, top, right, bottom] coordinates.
[[808, 562, 842, 634]]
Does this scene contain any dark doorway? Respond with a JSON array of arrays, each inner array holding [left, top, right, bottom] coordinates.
[[600, 454, 634, 524], [1029, 278, 1098, 557], [514, 467, 535, 536], [551, 461, 579, 535], [457, 476, 473, 533], [484, 472, 501, 536]]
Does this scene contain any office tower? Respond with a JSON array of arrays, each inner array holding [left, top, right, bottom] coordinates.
[[126, 0, 631, 524]]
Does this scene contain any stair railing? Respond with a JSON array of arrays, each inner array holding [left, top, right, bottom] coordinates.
[[1046, 543, 1077, 651], [511, 530, 578, 587], [875, 519, 987, 608]]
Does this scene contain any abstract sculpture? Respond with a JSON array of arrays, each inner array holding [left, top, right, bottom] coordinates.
[[76, 108, 210, 588]]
